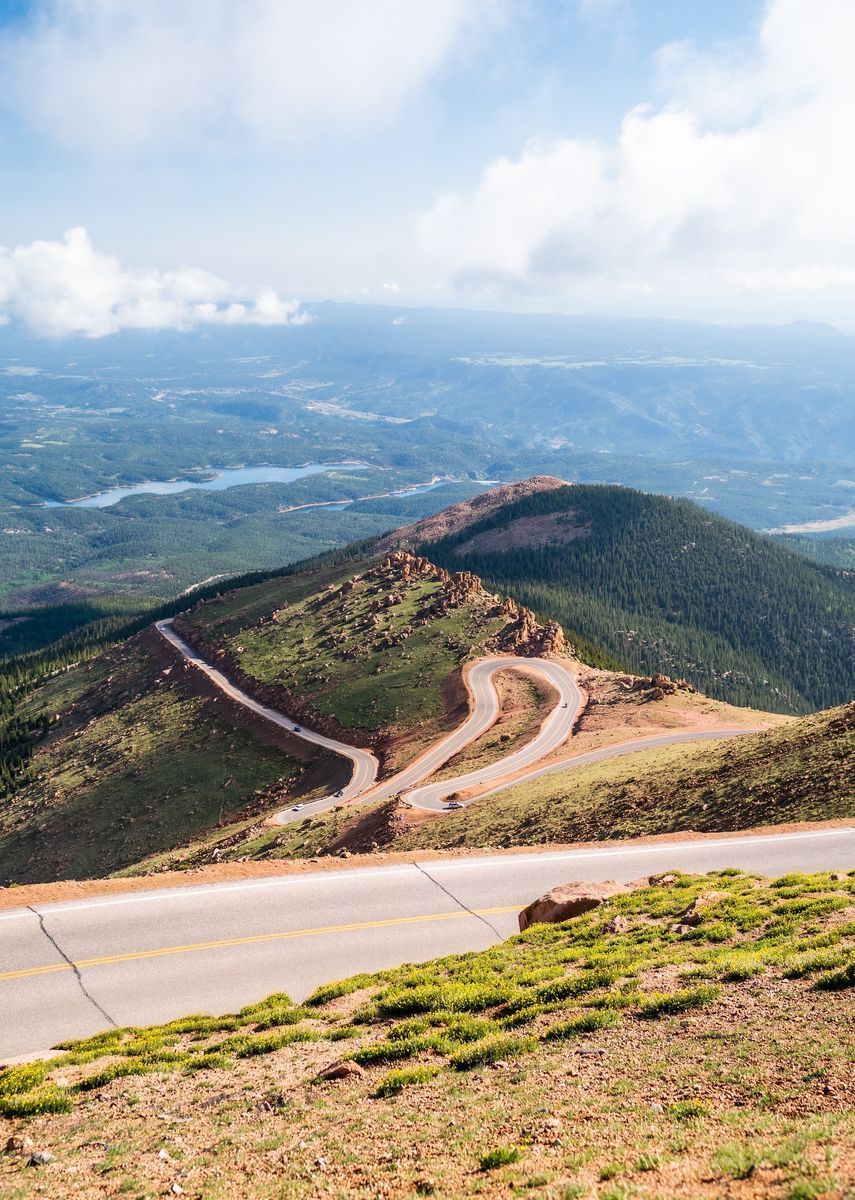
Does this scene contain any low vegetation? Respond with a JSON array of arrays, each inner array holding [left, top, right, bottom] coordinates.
[[0, 636, 331, 884], [2, 870, 853, 1196], [392, 702, 855, 851], [180, 551, 509, 743]]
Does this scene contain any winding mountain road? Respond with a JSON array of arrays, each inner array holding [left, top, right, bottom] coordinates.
[[157, 621, 584, 823], [3, 828, 853, 1058], [157, 620, 764, 823], [156, 620, 379, 803]]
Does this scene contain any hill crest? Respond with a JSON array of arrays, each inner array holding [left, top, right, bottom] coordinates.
[[375, 475, 569, 553]]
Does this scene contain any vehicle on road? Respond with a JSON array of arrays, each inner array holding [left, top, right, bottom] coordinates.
[[446, 800, 464, 810], [293, 725, 302, 732], [334, 790, 343, 798], [292, 803, 305, 812]]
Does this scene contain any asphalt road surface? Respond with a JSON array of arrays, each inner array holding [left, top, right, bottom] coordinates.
[[157, 622, 583, 824], [156, 620, 379, 802], [3, 828, 852, 1058]]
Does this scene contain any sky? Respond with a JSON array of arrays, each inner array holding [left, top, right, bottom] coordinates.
[[3, 0, 855, 335]]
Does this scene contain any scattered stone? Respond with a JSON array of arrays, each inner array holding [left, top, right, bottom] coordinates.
[[27, 1151, 54, 1167], [649, 1102, 665, 1113], [604, 915, 630, 934], [519, 880, 630, 931], [4, 1135, 33, 1155], [316, 1059, 364, 1082], [677, 891, 729, 927]]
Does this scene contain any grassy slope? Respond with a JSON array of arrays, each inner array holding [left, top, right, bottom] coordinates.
[[2, 870, 853, 1198], [0, 636, 327, 885], [0, 553, 515, 883], [181, 553, 509, 757], [394, 703, 855, 852]]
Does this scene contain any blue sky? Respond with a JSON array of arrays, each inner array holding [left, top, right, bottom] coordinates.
[[1, 1, 854, 334]]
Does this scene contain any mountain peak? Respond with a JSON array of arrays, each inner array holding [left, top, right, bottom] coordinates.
[[375, 475, 569, 553]]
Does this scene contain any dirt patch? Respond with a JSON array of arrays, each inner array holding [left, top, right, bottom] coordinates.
[[454, 510, 590, 556]]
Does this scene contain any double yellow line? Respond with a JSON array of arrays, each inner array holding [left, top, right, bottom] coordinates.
[[1, 905, 519, 984]]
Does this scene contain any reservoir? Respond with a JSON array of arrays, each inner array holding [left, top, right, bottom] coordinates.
[[43, 462, 370, 508]]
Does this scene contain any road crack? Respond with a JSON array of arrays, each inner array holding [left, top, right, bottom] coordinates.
[[28, 906, 117, 1029], [412, 862, 505, 940]]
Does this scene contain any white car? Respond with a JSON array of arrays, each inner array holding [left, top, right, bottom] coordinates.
[[446, 800, 464, 810], [292, 803, 305, 812]]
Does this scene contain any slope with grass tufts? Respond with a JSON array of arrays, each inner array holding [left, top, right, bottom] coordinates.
[[1, 869, 853, 1197]]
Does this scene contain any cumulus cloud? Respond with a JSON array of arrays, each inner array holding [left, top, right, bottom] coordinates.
[[418, 0, 855, 321], [0, 0, 490, 152], [0, 228, 309, 337]]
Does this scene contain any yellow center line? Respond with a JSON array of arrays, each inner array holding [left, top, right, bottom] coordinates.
[[1, 905, 521, 984]]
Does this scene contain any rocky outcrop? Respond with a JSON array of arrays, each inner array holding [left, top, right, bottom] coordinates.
[[518, 880, 631, 931], [619, 672, 695, 700], [488, 602, 569, 659]]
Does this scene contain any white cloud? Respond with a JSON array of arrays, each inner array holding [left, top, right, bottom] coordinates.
[[417, 0, 855, 322], [0, 0, 489, 153], [0, 228, 309, 337]]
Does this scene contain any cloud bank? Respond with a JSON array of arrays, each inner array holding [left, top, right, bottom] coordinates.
[[0, 0, 488, 152], [0, 228, 308, 337], [418, 0, 855, 322]]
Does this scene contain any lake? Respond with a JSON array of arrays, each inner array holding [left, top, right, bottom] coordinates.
[[43, 463, 371, 508]]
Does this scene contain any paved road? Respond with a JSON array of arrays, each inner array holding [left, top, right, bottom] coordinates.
[[405, 659, 582, 809], [468, 726, 763, 805], [2, 828, 852, 1058], [157, 622, 583, 824], [156, 620, 379, 803]]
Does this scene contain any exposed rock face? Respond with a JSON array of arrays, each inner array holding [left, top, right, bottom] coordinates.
[[619, 672, 695, 700], [490, 608, 567, 659], [518, 881, 630, 931]]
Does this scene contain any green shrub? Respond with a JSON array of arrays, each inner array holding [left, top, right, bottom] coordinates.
[[305, 975, 377, 1006], [449, 1034, 536, 1071], [372, 1065, 441, 1098], [544, 1010, 619, 1041], [219, 1028, 318, 1058], [815, 960, 855, 991], [639, 985, 720, 1019], [712, 1142, 758, 1179], [479, 1145, 523, 1171], [237, 991, 293, 1017], [719, 953, 765, 981], [0, 1084, 73, 1117], [0, 1061, 49, 1096], [353, 1035, 436, 1066], [668, 1100, 708, 1120]]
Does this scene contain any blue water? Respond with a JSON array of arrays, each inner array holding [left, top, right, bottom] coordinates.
[[43, 463, 370, 508]]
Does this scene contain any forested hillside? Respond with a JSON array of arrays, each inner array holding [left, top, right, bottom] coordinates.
[[417, 484, 855, 713]]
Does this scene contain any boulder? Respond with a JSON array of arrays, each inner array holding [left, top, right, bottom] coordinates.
[[316, 1059, 364, 1082], [518, 880, 630, 931]]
